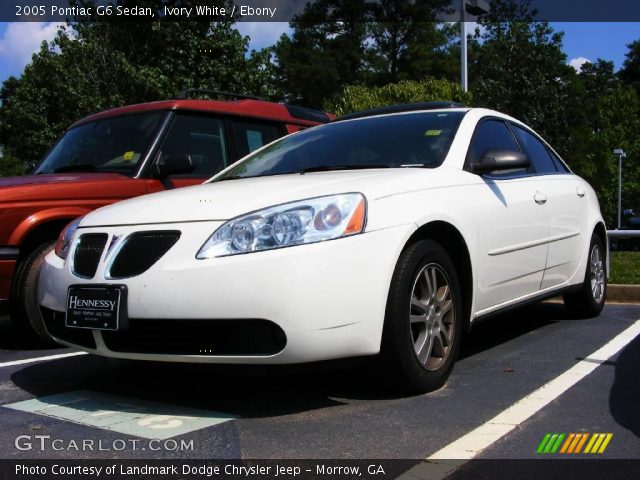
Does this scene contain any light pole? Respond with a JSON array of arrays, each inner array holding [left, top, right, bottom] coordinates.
[[613, 148, 626, 229], [460, 0, 490, 92]]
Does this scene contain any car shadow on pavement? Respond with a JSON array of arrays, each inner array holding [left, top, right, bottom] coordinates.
[[10, 356, 360, 416], [609, 332, 640, 437], [9, 303, 569, 416], [459, 301, 567, 359], [0, 315, 63, 352]]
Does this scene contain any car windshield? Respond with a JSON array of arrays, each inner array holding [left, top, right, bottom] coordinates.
[[213, 110, 465, 181], [34, 112, 163, 176]]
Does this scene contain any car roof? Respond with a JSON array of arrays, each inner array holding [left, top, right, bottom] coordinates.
[[70, 99, 332, 129], [336, 102, 468, 121]]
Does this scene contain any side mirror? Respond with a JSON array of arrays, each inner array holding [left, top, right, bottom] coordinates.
[[471, 150, 530, 174], [155, 154, 194, 178]]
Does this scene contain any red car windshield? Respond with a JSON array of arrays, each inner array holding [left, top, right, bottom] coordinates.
[[35, 112, 163, 176]]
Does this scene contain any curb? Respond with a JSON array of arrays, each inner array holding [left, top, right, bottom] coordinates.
[[607, 284, 640, 304]]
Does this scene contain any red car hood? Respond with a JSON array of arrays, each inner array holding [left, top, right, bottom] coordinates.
[[0, 173, 127, 187]]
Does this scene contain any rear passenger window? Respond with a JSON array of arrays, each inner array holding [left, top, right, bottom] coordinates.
[[466, 120, 522, 174], [511, 125, 558, 175], [232, 121, 282, 159], [548, 149, 570, 173]]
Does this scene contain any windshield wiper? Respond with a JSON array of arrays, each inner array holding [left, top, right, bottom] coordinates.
[[215, 172, 300, 182], [53, 164, 98, 173], [300, 164, 391, 174]]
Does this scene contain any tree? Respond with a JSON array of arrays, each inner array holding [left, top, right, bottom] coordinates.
[[565, 60, 640, 225], [619, 39, 640, 95], [273, 0, 460, 109], [326, 77, 472, 116], [469, 0, 574, 148], [272, 0, 369, 108], [365, 1, 456, 85], [0, 0, 272, 175]]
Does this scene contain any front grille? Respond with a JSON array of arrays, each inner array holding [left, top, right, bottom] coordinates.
[[73, 233, 108, 278], [109, 231, 180, 279], [102, 319, 286, 356], [40, 307, 97, 349]]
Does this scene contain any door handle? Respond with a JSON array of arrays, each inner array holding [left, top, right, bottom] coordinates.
[[576, 187, 586, 198], [534, 192, 547, 205]]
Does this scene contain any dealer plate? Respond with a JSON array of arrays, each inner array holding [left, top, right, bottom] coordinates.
[[65, 285, 127, 331]]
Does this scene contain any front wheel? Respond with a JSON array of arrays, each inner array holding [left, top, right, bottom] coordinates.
[[10, 241, 57, 345], [380, 239, 464, 394], [563, 233, 607, 318]]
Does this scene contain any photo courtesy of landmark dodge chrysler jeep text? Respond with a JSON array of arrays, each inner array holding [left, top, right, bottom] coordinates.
[[37, 103, 608, 393], [0, 90, 331, 342]]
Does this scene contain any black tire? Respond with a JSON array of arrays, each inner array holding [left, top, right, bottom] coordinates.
[[380, 239, 464, 394], [563, 233, 606, 318], [10, 241, 57, 345]]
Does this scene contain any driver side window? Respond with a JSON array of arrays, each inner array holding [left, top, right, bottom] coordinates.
[[156, 114, 229, 178]]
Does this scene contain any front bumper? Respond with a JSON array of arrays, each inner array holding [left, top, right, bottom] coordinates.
[[38, 221, 412, 364]]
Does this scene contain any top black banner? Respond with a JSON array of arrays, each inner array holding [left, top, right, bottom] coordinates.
[[3, 0, 640, 22]]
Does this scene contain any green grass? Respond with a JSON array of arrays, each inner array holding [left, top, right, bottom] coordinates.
[[609, 251, 640, 284]]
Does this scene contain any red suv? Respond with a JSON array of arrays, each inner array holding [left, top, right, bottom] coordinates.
[[0, 91, 331, 341]]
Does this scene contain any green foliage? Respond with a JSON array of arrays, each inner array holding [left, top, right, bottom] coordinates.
[[272, 0, 369, 108], [610, 251, 640, 285], [469, 3, 574, 148], [326, 78, 472, 116], [272, 0, 458, 108], [364, 1, 456, 85], [619, 39, 640, 95], [564, 60, 640, 225]]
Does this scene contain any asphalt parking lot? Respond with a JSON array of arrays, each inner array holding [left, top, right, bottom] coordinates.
[[0, 302, 638, 474]]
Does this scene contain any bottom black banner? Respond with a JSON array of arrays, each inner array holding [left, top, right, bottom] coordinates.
[[2, 459, 640, 480]]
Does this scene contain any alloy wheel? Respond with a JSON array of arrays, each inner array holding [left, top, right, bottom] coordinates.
[[590, 244, 605, 304], [409, 263, 456, 371]]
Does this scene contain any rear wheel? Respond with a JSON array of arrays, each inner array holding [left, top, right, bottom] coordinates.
[[563, 233, 606, 318], [10, 241, 57, 345], [380, 239, 463, 394]]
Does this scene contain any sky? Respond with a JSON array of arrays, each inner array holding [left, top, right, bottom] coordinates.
[[0, 22, 637, 85]]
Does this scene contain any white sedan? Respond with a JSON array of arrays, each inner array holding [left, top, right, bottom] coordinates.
[[38, 104, 607, 393]]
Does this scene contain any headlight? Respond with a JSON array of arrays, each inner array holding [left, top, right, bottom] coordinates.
[[54, 216, 84, 259], [196, 193, 366, 258]]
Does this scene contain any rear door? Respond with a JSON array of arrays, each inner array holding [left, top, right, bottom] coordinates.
[[465, 119, 550, 312], [510, 124, 586, 289]]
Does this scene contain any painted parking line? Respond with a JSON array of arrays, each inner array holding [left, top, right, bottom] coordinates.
[[4, 390, 236, 440], [397, 318, 640, 480], [0, 351, 87, 368]]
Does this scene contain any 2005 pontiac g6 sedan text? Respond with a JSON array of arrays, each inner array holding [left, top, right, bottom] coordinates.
[[38, 104, 608, 393]]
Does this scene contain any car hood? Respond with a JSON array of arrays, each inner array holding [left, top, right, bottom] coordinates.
[[0, 173, 127, 188], [81, 168, 466, 227]]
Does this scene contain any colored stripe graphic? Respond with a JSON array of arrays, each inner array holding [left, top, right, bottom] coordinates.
[[538, 433, 613, 454], [597, 434, 613, 453], [536, 433, 552, 454], [573, 433, 589, 453], [537, 433, 565, 454]]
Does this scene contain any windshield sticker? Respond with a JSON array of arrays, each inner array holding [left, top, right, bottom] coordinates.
[[425, 130, 442, 136], [123, 151, 135, 161]]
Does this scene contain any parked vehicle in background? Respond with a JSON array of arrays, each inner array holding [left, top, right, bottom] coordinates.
[[615, 206, 640, 251], [0, 91, 331, 342], [625, 207, 640, 229], [38, 103, 607, 393]]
